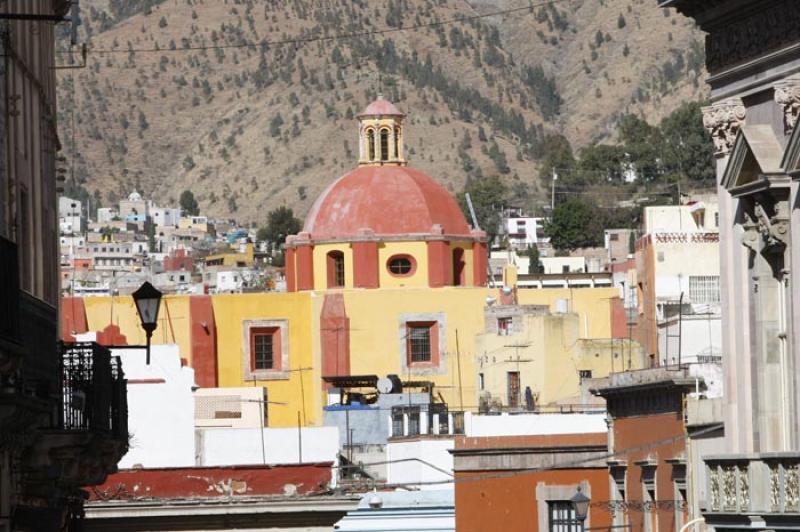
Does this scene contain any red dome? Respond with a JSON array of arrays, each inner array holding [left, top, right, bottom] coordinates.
[[358, 98, 405, 117], [304, 166, 472, 239]]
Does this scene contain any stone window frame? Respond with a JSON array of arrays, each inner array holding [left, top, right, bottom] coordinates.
[[536, 481, 592, 532], [398, 312, 447, 376], [242, 319, 289, 381]]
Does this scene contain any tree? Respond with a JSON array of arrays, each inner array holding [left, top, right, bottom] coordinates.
[[538, 134, 576, 185], [617, 114, 662, 181], [258, 206, 302, 245], [456, 176, 507, 244], [545, 197, 604, 251], [524, 245, 543, 274], [658, 101, 715, 184], [578, 144, 628, 183], [179, 189, 199, 216]]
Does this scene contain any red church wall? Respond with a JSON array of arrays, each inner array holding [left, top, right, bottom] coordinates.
[[320, 293, 350, 379], [285, 247, 297, 292], [426, 241, 450, 288], [190, 295, 218, 388], [295, 244, 314, 291], [61, 297, 88, 341], [472, 241, 488, 286], [352, 241, 379, 288]]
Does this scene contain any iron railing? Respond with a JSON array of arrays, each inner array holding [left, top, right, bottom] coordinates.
[[0, 236, 20, 344], [59, 342, 127, 440]]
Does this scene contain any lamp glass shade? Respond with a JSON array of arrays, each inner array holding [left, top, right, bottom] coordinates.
[[132, 281, 162, 331], [571, 486, 590, 521]]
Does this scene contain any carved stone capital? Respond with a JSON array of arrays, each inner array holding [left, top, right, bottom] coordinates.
[[774, 75, 800, 135], [702, 99, 746, 157], [741, 201, 790, 254]]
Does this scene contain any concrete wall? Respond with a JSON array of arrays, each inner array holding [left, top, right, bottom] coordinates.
[[196, 426, 340, 469], [69, 339, 199, 469], [386, 439, 454, 489], [465, 412, 607, 436]]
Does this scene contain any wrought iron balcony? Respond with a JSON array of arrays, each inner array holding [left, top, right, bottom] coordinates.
[[59, 342, 128, 441], [0, 235, 20, 347], [704, 453, 800, 528]]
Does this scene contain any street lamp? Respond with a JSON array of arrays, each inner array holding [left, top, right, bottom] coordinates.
[[132, 281, 162, 364], [571, 486, 591, 530]]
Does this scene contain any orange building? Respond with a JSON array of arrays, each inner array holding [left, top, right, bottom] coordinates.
[[590, 367, 697, 532], [453, 433, 613, 532]]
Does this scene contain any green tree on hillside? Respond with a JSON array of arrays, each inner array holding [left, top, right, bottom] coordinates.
[[545, 197, 603, 251], [538, 134, 576, 185], [179, 189, 199, 216], [457, 176, 507, 244], [659, 101, 715, 184], [257, 206, 302, 245]]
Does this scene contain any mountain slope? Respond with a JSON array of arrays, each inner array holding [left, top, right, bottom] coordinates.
[[57, 0, 707, 223]]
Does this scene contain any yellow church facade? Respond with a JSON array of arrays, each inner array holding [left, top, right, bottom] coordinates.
[[62, 99, 636, 428]]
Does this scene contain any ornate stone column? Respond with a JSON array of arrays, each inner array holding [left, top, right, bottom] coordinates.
[[774, 75, 800, 136], [702, 99, 746, 157]]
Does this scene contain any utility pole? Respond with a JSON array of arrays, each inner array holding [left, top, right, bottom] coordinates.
[[551, 168, 557, 211]]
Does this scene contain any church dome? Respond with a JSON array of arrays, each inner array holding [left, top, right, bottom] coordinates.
[[358, 98, 404, 117], [303, 165, 471, 239]]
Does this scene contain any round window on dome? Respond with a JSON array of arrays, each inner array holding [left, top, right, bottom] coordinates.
[[387, 255, 416, 277]]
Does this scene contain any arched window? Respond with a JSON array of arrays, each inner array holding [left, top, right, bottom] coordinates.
[[380, 129, 390, 161], [327, 251, 345, 288], [452, 248, 465, 286], [394, 126, 401, 159], [366, 129, 375, 161]]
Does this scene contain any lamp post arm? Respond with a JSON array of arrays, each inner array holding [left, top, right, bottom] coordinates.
[[679, 517, 706, 532]]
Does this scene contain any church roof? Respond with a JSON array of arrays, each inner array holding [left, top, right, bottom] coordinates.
[[303, 165, 471, 239], [357, 98, 405, 118]]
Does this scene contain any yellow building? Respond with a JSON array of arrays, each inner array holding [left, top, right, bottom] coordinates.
[[203, 242, 255, 267], [475, 304, 645, 409], [64, 98, 636, 427]]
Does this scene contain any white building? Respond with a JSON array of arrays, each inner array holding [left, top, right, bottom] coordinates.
[[501, 216, 547, 250], [151, 206, 181, 228], [96, 207, 118, 224], [58, 196, 83, 234], [637, 200, 722, 365], [118, 190, 151, 219]]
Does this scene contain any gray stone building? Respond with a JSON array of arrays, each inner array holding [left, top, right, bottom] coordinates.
[[662, 0, 800, 529]]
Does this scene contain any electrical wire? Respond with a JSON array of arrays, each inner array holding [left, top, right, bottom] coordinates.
[[57, 0, 572, 56], [333, 422, 724, 487]]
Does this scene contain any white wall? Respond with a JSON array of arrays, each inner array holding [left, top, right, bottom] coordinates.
[[386, 439, 454, 489], [541, 256, 586, 274], [197, 426, 340, 468], [72, 334, 197, 468], [118, 344, 197, 468], [464, 412, 608, 436]]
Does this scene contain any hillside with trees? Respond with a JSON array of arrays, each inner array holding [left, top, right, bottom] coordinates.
[[56, 0, 708, 223]]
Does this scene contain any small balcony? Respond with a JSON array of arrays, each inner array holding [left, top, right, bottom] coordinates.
[[60, 342, 128, 441], [704, 453, 800, 528], [23, 342, 128, 491]]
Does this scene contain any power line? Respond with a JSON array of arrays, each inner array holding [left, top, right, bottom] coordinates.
[[58, 0, 571, 56], [334, 422, 724, 487]]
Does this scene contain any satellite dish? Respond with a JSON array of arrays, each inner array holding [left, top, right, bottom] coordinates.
[[377, 377, 394, 394]]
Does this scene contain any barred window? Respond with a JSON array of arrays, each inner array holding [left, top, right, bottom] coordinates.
[[689, 275, 720, 304], [548, 501, 580, 532], [253, 333, 274, 369], [408, 324, 432, 362]]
